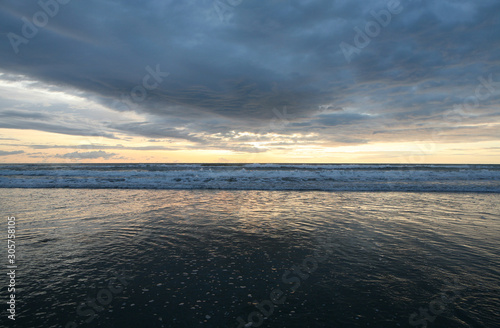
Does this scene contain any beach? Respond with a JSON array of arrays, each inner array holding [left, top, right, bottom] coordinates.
[[1, 185, 499, 327]]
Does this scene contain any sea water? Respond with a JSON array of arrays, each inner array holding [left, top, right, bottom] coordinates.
[[0, 165, 499, 327], [1, 163, 499, 192]]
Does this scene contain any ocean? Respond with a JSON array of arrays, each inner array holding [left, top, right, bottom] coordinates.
[[0, 164, 499, 327], [1, 163, 500, 192]]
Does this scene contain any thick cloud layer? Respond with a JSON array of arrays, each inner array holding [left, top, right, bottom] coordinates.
[[1, 0, 499, 151]]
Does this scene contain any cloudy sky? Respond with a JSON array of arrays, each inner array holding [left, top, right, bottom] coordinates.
[[0, 0, 499, 163]]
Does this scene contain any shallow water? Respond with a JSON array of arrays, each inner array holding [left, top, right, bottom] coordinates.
[[1, 189, 499, 327]]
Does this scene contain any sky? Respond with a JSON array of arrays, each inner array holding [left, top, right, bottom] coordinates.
[[0, 0, 499, 163]]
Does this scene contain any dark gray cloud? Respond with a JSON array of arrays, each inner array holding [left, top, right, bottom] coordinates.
[[0, 150, 24, 156], [106, 122, 202, 142], [27, 144, 177, 151], [315, 112, 372, 126], [55, 150, 117, 160], [0, 119, 116, 139], [0, 110, 50, 120], [0, 0, 499, 148], [0, 108, 117, 139]]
